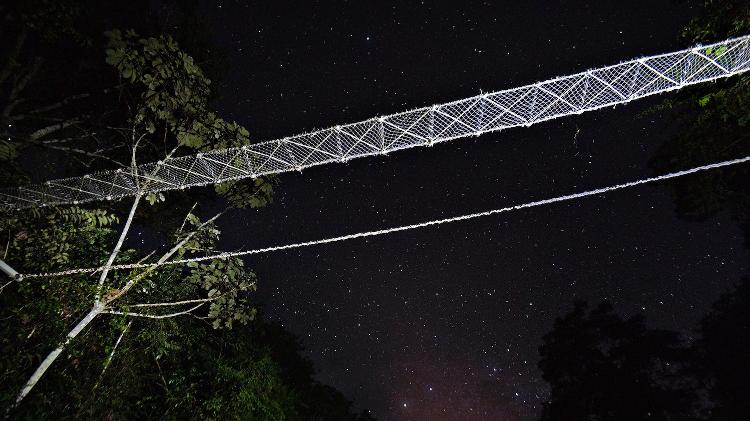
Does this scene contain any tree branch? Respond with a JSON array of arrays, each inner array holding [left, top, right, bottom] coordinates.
[[23, 92, 91, 117], [35, 143, 127, 168], [0, 278, 14, 294], [11, 150, 223, 409], [127, 297, 216, 308], [27, 119, 79, 141], [92, 320, 132, 391], [12, 193, 142, 409], [106, 210, 224, 303], [1, 58, 42, 126], [13, 306, 100, 408]]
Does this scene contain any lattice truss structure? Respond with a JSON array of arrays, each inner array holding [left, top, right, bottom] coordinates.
[[2, 35, 749, 210]]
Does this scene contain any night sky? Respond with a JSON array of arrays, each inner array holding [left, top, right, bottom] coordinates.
[[189, 1, 748, 420]]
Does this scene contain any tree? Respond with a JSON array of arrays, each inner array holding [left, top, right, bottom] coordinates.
[[0, 3, 370, 419], [0, 207, 372, 417], [649, 0, 750, 244], [691, 277, 750, 420], [538, 301, 699, 421], [1, 22, 274, 408], [644, 2, 750, 417]]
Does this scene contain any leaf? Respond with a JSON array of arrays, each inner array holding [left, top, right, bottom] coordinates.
[[0, 140, 18, 161]]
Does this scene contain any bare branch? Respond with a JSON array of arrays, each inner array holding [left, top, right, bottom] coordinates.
[[12, 143, 227, 408], [0, 29, 27, 86], [93, 320, 132, 391], [94, 194, 142, 303], [0, 279, 14, 294], [3, 231, 9, 259], [2, 58, 42, 125], [103, 302, 208, 319], [13, 192, 144, 408], [27, 119, 79, 141], [178, 203, 198, 232], [25, 93, 91, 116], [127, 297, 215, 308], [153, 355, 171, 397], [36, 143, 127, 168], [135, 250, 156, 265]]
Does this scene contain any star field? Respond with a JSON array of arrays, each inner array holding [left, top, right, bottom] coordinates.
[[198, 1, 748, 420]]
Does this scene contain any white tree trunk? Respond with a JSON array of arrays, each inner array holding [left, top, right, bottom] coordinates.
[[13, 194, 142, 408]]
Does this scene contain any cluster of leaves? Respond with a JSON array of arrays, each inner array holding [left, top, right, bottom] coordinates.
[[81, 316, 373, 420], [4, 0, 86, 44], [681, 0, 750, 42], [649, 0, 750, 244], [1, 203, 373, 420], [177, 212, 258, 329], [0, 206, 127, 410], [1, 206, 120, 269], [0, 2, 372, 418]]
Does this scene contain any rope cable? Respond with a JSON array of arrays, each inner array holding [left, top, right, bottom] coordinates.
[[19, 155, 750, 279]]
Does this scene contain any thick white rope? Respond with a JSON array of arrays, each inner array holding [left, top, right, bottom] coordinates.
[[19, 155, 750, 279]]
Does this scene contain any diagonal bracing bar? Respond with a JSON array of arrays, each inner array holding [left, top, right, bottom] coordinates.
[[2, 35, 749, 211]]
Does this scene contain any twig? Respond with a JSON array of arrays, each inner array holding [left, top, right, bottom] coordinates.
[[3, 231, 9, 259], [127, 297, 216, 308], [36, 143, 127, 168], [0, 279, 15, 294], [178, 203, 198, 232], [27, 119, 79, 141], [105, 210, 225, 303], [92, 320, 132, 391], [153, 355, 171, 397]]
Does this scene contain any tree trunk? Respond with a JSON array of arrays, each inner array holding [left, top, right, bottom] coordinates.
[[14, 306, 101, 406]]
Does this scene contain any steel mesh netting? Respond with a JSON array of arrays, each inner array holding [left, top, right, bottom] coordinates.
[[2, 35, 749, 210]]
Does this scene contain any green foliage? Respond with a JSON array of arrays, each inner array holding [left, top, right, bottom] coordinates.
[[0, 206, 126, 411], [146, 192, 166, 205], [215, 176, 278, 209], [102, 28, 252, 152], [105, 29, 212, 140], [204, 356, 298, 420], [682, 0, 750, 43], [103, 29, 275, 209], [11, 0, 86, 43], [0, 4, 367, 418], [1, 206, 119, 269], [1, 203, 369, 419], [0, 139, 19, 161]]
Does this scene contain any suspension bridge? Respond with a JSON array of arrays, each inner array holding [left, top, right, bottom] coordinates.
[[1, 35, 749, 211]]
